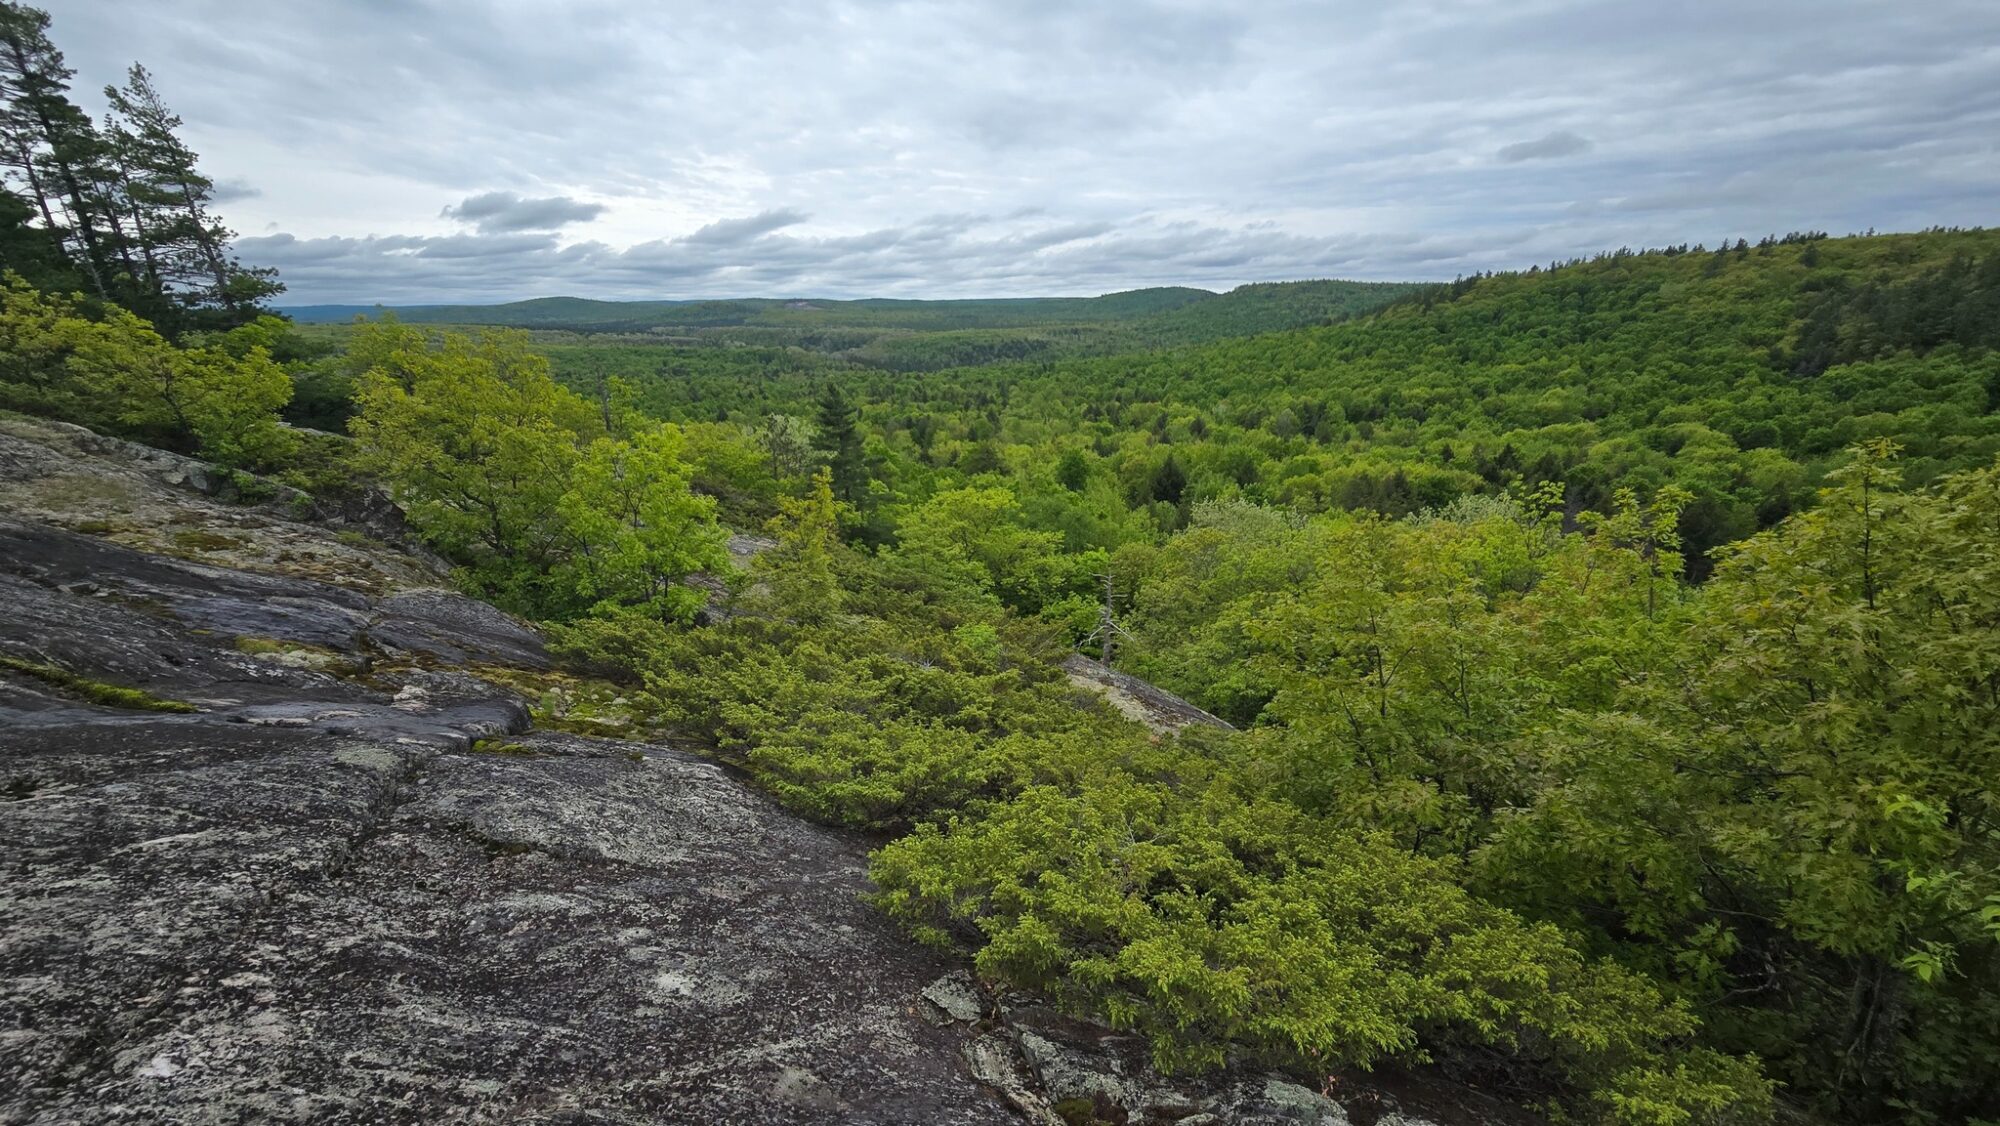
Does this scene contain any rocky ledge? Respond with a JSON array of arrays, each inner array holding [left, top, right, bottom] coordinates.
[[2, 423, 1507, 1126]]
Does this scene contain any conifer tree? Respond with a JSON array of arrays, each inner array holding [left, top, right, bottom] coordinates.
[[0, 6, 279, 332], [0, 1, 111, 296], [814, 381, 867, 505], [104, 63, 280, 327], [0, 180, 69, 286]]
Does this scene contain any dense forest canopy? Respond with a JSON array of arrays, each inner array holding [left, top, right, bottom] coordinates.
[[507, 229, 1999, 578], [288, 277, 1420, 373], [5, 5, 2000, 1120]]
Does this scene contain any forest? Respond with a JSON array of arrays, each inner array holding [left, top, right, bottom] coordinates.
[[290, 276, 1420, 374], [5, 2, 2000, 1120]]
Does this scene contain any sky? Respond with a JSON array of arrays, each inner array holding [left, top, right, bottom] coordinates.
[[49, 0, 2000, 305]]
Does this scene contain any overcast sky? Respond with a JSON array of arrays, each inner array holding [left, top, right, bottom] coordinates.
[[50, 0, 2000, 305]]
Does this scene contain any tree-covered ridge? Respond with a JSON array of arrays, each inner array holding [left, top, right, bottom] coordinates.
[[289, 278, 1419, 373], [286, 279, 1409, 332], [512, 229, 1997, 576], [9, 236, 2000, 1119]]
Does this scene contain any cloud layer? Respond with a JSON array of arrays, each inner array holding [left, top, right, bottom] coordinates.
[[441, 192, 606, 233], [49, 0, 2000, 303]]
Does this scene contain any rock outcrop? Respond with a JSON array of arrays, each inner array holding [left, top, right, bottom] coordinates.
[[1, 419, 1509, 1126], [0, 414, 446, 592], [0, 520, 1018, 1125], [1061, 654, 1233, 736]]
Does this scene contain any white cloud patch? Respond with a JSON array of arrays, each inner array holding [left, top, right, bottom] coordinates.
[[45, 0, 2000, 302]]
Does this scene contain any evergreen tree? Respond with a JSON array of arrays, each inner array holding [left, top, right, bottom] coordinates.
[[0, 7, 279, 332], [104, 63, 280, 328], [0, 180, 69, 287], [1148, 453, 1187, 506], [0, 2, 111, 297], [814, 381, 867, 504]]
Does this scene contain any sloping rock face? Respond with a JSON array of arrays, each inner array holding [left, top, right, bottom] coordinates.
[[1061, 654, 1233, 736], [0, 415, 446, 592], [0, 522, 1018, 1125], [1, 425, 1510, 1126]]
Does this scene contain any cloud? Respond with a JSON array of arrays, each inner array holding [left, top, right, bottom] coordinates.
[[209, 177, 260, 204], [682, 209, 810, 246], [1496, 131, 1595, 163], [44, 0, 2000, 302], [441, 191, 605, 233], [235, 213, 1491, 304]]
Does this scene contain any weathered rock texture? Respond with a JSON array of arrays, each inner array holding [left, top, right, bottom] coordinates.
[[1061, 654, 1234, 736], [0, 520, 1018, 1124], [2, 423, 1508, 1126], [0, 415, 445, 592]]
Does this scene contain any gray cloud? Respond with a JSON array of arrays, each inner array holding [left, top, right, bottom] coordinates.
[[682, 209, 810, 246], [441, 191, 605, 233], [1497, 131, 1594, 163], [43, 0, 2000, 302], [235, 214, 1479, 304], [209, 177, 260, 204]]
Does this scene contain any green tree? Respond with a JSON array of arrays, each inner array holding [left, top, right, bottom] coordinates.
[[759, 466, 844, 622], [815, 381, 867, 504], [0, 182, 68, 288], [349, 323, 599, 576], [755, 411, 817, 479], [0, 274, 293, 465], [102, 63, 281, 328], [0, 2, 113, 297], [896, 486, 1067, 608], [551, 425, 728, 621]]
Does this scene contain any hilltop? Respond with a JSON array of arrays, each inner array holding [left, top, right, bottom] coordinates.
[[284, 279, 1419, 373], [281, 280, 1404, 332], [6, 226, 2000, 1126]]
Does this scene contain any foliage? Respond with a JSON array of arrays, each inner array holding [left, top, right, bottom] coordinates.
[[535, 476, 1793, 1123], [0, 4, 279, 333], [1476, 443, 2000, 1119], [346, 319, 727, 620], [449, 230, 2000, 585], [15, 222, 2000, 1125], [0, 274, 296, 466]]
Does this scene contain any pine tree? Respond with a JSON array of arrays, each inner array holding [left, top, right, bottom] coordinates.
[[0, 7, 279, 333], [0, 180, 70, 287], [104, 63, 280, 329], [1148, 453, 1187, 506], [0, 4, 54, 233], [814, 382, 867, 505], [0, 2, 111, 297]]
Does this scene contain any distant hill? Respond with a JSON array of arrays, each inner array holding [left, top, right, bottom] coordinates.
[[279, 289, 1213, 329], [281, 296, 694, 326], [279, 280, 1414, 341]]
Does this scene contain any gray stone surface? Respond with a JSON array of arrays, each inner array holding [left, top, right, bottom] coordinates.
[[962, 998, 1488, 1126], [1060, 654, 1234, 736], [0, 520, 1016, 1125], [920, 972, 988, 1026], [0, 426, 1520, 1126], [0, 519, 546, 696], [1, 722, 1020, 1124], [0, 414, 448, 593]]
